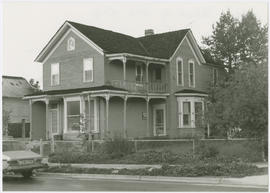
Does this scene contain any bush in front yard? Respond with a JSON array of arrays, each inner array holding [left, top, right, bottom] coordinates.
[[102, 136, 134, 158]]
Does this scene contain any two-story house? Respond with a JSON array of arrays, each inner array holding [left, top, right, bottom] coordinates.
[[24, 21, 224, 141]]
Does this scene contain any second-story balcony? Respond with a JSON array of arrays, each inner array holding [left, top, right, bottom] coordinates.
[[110, 80, 167, 93]]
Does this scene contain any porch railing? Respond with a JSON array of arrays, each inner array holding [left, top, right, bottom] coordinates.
[[110, 80, 167, 93]]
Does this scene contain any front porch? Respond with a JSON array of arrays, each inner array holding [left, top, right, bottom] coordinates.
[[25, 87, 169, 141]]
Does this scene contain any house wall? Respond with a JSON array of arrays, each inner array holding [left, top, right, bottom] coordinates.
[[167, 37, 224, 138], [31, 101, 46, 140], [3, 97, 30, 123], [43, 30, 105, 91]]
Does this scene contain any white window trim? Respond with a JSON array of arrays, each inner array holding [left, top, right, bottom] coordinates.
[[188, 59, 195, 88], [49, 105, 60, 136], [87, 98, 99, 133], [67, 37, 75, 51], [177, 97, 204, 128], [212, 68, 218, 85], [51, 63, 60, 86], [153, 103, 166, 136], [135, 63, 143, 82], [63, 96, 82, 134], [176, 57, 184, 86], [83, 58, 94, 82]]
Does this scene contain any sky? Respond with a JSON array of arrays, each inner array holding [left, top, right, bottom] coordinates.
[[2, 0, 268, 88]]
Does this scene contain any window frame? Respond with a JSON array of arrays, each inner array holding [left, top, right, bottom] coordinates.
[[83, 58, 94, 82], [177, 97, 204, 128], [135, 64, 143, 82], [85, 98, 100, 133], [64, 96, 82, 133], [51, 63, 60, 86], [67, 37, 75, 51], [176, 57, 184, 86], [188, 59, 195, 88], [212, 68, 218, 85]]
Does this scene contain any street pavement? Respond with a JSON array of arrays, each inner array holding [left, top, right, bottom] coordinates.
[[3, 173, 268, 192]]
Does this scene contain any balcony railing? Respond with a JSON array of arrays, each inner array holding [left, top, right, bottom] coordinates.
[[111, 80, 167, 93]]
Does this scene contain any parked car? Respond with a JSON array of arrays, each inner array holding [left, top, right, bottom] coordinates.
[[3, 150, 45, 178]]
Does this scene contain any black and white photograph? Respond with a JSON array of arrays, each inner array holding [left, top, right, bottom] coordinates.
[[1, 0, 268, 191]]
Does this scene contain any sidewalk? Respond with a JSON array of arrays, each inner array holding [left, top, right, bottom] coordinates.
[[42, 161, 268, 188], [39, 172, 268, 188]]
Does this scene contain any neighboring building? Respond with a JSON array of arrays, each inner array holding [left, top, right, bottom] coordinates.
[[2, 76, 36, 138], [24, 21, 225, 141]]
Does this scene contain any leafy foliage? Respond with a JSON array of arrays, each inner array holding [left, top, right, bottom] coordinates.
[[2, 110, 11, 137], [202, 10, 267, 73], [206, 62, 267, 139]]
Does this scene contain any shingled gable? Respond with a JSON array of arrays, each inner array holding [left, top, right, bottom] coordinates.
[[35, 20, 211, 63]]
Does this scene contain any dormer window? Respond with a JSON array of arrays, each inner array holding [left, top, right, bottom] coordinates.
[[67, 37, 75, 51]]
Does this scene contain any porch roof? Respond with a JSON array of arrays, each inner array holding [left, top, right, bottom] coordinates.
[[24, 85, 127, 97], [175, 89, 208, 95]]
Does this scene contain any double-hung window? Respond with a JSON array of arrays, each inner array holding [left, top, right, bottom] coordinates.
[[83, 58, 93, 82], [176, 57, 183, 86], [135, 64, 143, 82], [177, 97, 204, 128], [65, 97, 81, 132], [188, 60, 195, 87], [51, 63, 59, 86]]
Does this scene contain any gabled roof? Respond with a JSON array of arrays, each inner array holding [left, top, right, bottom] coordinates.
[[36, 20, 220, 65], [68, 21, 150, 57], [24, 85, 127, 97], [137, 29, 189, 59], [2, 76, 36, 98]]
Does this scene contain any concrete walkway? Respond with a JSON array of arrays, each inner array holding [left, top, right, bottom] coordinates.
[[40, 172, 268, 188]]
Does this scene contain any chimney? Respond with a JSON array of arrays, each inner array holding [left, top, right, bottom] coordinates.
[[144, 29, 154, 36]]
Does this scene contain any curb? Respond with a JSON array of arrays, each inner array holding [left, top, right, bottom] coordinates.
[[39, 172, 268, 189]]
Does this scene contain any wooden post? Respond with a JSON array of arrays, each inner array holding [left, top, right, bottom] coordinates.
[[146, 97, 150, 137], [134, 140, 138, 152], [29, 100, 32, 140], [40, 139, 44, 156], [21, 119, 25, 139], [123, 57, 127, 81], [105, 95, 110, 137], [45, 99, 49, 140], [146, 61, 149, 92], [123, 96, 127, 138], [192, 139, 195, 158]]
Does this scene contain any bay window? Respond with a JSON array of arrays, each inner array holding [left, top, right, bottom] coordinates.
[[177, 97, 204, 128]]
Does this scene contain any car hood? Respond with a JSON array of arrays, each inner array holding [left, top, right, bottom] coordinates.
[[2, 151, 42, 161]]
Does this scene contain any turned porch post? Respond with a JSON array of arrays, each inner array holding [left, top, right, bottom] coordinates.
[[123, 57, 127, 81], [87, 95, 91, 132], [123, 96, 127, 138], [45, 99, 49, 140], [146, 97, 150, 137], [29, 100, 32, 140], [146, 61, 149, 92], [105, 95, 110, 137]]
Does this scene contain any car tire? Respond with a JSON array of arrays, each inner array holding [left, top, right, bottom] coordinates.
[[21, 170, 33, 178]]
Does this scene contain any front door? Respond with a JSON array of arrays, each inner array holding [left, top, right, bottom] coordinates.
[[49, 108, 59, 138], [153, 104, 166, 136]]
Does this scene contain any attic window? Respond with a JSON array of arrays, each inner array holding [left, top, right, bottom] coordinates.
[[67, 37, 75, 51]]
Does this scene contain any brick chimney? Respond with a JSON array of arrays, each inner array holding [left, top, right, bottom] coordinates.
[[144, 29, 154, 36]]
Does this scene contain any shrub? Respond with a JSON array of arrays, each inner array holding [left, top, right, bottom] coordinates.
[[198, 145, 219, 159], [103, 136, 134, 158]]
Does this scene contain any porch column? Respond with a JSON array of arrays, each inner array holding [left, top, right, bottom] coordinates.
[[87, 95, 91, 132], [105, 95, 110, 137], [123, 57, 127, 81], [123, 96, 127, 138], [29, 100, 32, 140], [146, 61, 149, 92], [45, 99, 49, 140], [146, 97, 150, 137]]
